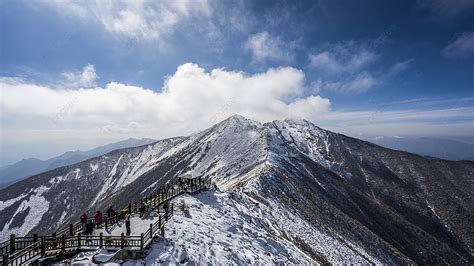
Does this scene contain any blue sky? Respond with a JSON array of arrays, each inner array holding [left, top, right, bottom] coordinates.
[[0, 0, 473, 164]]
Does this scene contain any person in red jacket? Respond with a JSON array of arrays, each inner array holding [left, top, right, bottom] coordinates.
[[80, 213, 88, 232], [95, 210, 103, 227]]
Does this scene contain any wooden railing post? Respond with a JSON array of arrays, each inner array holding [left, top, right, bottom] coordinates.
[[140, 233, 144, 250], [105, 217, 108, 231], [51, 233, 56, 249], [160, 222, 165, 238], [150, 223, 153, 237], [2, 255, 8, 266], [99, 233, 103, 248], [77, 234, 82, 249], [9, 234, 15, 254], [40, 236, 45, 257], [69, 223, 73, 236], [61, 234, 66, 253], [171, 203, 174, 216], [120, 233, 125, 249], [33, 233, 38, 243]]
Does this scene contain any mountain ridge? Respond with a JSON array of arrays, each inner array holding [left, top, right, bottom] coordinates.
[[0, 115, 472, 264]]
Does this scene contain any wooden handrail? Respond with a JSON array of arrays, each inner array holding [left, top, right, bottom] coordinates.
[[1, 176, 212, 265]]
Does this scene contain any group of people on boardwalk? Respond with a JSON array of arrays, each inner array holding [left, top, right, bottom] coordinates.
[[79, 211, 103, 235], [78, 201, 169, 237], [79, 208, 113, 236], [76, 177, 180, 241]]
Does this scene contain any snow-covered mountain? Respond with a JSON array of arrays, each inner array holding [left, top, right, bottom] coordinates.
[[1, 115, 473, 264]]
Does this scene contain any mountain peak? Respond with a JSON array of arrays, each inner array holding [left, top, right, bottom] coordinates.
[[226, 114, 252, 122], [217, 114, 262, 128]]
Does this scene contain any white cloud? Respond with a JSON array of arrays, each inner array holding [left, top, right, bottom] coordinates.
[[244, 32, 294, 62], [61, 64, 98, 87], [45, 0, 212, 40], [443, 32, 474, 59], [417, 0, 474, 17], [0, 63, 330, 142], [309, 44, 377, 74], [308, 42, 379, 94], [324, 73, 377, 94], [2, 64, 472, 162], [389, 59, 413, 75]]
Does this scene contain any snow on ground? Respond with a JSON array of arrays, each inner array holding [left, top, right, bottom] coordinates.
[[96, 214, 160, 237], [112, 140, 181, 193], [0, 192, 28, 212], [90, 163, 99, 172], [56, 249, 121, 265], [0, 185, 50, 241], [64, 186, 379, 265], [67, 191, 317, 265], [262, 196, 379, 264], [125, 191, 317, 265]]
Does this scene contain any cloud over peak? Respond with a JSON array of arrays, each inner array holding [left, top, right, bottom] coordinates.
[[0, 63, 330, 141]]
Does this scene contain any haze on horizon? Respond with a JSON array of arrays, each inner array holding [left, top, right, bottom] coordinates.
[[1, 0, 473, 165]]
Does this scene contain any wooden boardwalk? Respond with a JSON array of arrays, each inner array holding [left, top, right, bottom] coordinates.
[[1, 177, 212, 266]]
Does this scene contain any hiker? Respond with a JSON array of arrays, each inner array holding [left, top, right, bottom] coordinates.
[[146, 204, 152, 218], [80, 213, 88, 232], [125, 215, 131, 236], [85, 220, 95, 244], [106, 206, 115, 218], [139, 204, 146, 218], [95, 210, 103, 226]]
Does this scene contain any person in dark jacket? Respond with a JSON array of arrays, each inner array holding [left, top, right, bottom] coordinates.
[[139, 204, 146, 218], [125, 215, 131, 236], [80, 213, 88, 232], [84, 220, 95, 244], [106, 206, 115, 218], [95, 210, 103, 226]]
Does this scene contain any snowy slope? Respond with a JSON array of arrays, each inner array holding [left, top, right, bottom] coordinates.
[[1, 115, 473, 264], [66, 191, 318, 265]]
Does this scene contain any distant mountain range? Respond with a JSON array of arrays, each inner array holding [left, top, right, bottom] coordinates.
[[0, 138, 156, 189], [370, 136, 474, 161]]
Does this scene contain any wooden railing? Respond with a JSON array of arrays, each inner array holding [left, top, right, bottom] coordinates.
[[1, 176, 212, 266], [0, 236, 37, 257]]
